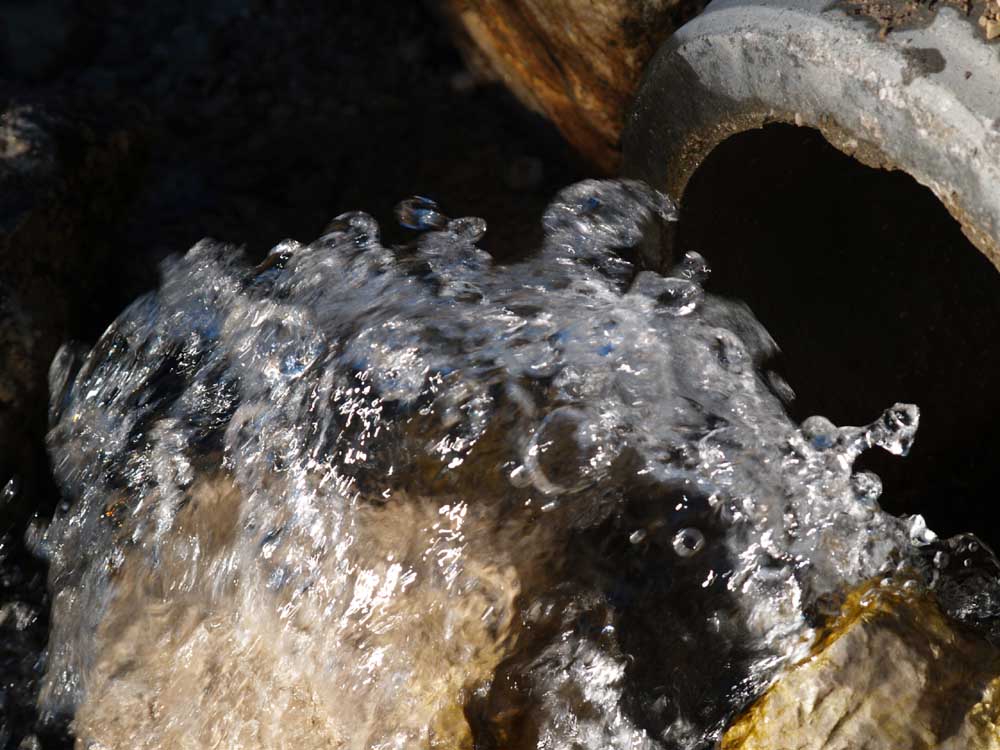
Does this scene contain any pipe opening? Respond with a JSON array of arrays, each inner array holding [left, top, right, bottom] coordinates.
[[676, 123, 1000, 548]]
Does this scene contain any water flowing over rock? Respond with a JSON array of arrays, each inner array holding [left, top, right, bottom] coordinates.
[[36, 179, 1000, 748], [722, 586, 1000, 750]]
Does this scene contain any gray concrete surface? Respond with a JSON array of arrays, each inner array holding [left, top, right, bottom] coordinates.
[[623, 0, 1000, 268]]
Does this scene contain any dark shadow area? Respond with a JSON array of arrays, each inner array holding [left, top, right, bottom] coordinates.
[[2, 0, 586, 343], [678, 123, 1000, 549]]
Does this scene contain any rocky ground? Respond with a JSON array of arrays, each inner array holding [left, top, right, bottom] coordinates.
[[0, 1, 585, 745]]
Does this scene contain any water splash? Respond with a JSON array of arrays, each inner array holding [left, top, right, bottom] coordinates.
[[34, 179, 1000, 748], [395, 195, 449, 232]]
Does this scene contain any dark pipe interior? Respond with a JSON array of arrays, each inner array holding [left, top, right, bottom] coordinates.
[[677, 123, 1000, 550]]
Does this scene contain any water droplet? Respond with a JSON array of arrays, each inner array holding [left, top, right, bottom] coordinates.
[[256, 239, 303, 274], [672, 251, 711, 284], [1, 476, 19, 507], [672, 527, 705, 558], [907, 514, 937, 546], [47, 342, 87, 426], [395, 196, 448, 231], [629, 529, 647, 544], [268, 239, 303, 258], [542, 179, 675, 254], [0, 601, 38, 632], [801, 416, 838, 451], [766, 371, 796, 404], [322, 211, 381, 246], [713, 330, 749, 373], [630, 272, 702, 316], [850, 471, 882, 505], [445, 216, 487, 242], [868, 402, 920, 456], [24, 516, 49, 561]]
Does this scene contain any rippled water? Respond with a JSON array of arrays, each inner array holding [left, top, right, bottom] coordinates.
[[10, 180, 1000, 748]]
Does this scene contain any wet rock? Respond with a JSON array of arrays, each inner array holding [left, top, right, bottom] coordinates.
[[722, 586, 1000, 750], [435, 0, 707, 171]]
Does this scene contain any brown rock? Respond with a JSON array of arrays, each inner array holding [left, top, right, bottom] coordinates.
[[722, 585, 1000, 750], [435, 0, 706, 172], [58, 475, 538, 750]]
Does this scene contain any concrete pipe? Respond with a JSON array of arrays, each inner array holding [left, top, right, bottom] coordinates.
[[622, 0, 1000, 554], [621, 6, 1000, 745], [623, 0, 1000, 264]]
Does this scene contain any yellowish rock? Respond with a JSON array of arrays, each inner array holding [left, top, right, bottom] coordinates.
[[67, 475, 539, 750], [723, 586, 1000, 750], [979, 1, 1000, 40]]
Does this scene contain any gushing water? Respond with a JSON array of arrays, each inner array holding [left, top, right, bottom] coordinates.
[[22, 180, 1000, 748]]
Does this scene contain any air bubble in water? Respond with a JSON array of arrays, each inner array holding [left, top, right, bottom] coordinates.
[[630, 272, 702, 316], [445, 216, 487, 242], [673, 527, 705, 557], [801, 416, 838, 451], [672, 251, 711, 284], [850, 471, 883, 505], [395, 195, 448, 231], [523, 407, 612, 495], [713, 329, 750, 373]]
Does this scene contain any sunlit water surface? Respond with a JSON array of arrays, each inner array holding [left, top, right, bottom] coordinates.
[[6, 180, 1000, 748]]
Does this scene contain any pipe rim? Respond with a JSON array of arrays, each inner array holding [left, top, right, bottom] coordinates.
[[622, 0, 1000, 269]]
